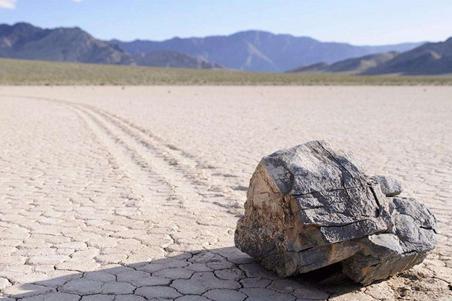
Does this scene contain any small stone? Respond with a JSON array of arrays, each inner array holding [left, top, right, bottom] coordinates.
[[371, 175, 402, 197]]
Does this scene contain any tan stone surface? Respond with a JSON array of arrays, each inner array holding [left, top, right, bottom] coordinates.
[[0, 86, 451, 300]]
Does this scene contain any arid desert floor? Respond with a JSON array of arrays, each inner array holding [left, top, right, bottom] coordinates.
[[0, 86, 451, 301]]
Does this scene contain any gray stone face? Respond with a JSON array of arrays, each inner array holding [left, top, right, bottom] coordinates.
[[371, 175, 402, 197], [234, 140, 437, 285], [343, 196, 437, 285]]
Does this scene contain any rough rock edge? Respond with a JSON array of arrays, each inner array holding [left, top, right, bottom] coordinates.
[[235, 140, 437, 285]]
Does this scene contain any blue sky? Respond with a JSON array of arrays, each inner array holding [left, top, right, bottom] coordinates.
[[1, 0, 451, 45]]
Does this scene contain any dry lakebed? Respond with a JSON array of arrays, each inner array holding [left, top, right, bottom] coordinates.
[[0, 86, 451, 300]]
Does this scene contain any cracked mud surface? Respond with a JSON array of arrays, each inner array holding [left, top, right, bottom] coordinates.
[[0, 86, 451, 300]]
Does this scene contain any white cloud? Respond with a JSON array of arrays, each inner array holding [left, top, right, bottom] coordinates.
[[72, 0, 82, 2], [0, 0, 16, 9]]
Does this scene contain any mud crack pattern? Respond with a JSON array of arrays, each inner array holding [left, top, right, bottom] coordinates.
[[0, 86, 451, 300]]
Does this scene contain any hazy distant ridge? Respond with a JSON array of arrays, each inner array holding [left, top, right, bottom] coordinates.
[[289, 52, 400, 74], [0, 23, 220, 69], [2, 22, 443, 74], [364, 38, 452, 75], [113, 30, 421, 72], [290, 37, 452, 75], [0, 23, 131, 64]]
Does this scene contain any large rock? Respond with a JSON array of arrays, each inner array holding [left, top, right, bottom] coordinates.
[[234, 141, 436, 285]]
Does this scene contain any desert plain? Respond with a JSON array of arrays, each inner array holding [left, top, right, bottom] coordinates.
[[0, 86, 451, 300]]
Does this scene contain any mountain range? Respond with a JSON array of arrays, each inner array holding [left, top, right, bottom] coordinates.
[[1, 22, 451, 75], [364, 38, 452, 75], [0, 23, 219, 69], [0, 23, 131, 65], [289, 52, 399, 74], [290, 37, 452, 75], [113, 31, 420, 72]]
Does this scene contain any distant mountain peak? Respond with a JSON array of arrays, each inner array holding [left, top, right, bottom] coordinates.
[[0, 22, 428, 73], [0, 22, 221, 69], [113, 30, 422, 72]]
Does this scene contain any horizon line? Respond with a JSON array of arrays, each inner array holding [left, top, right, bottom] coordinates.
[[2, 21, 430, 47]]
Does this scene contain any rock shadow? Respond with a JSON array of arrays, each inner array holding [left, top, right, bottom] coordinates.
[[1, 247, 360, 300]]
